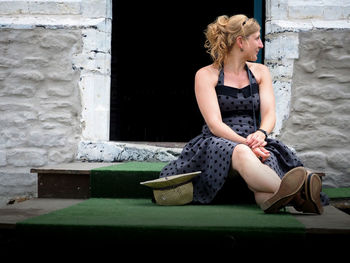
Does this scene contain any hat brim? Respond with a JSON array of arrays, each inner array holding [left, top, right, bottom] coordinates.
[[140, 171, 201, 189]]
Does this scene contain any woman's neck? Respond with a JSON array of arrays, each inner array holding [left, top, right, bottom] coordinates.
[[223, 50, 247, 75]]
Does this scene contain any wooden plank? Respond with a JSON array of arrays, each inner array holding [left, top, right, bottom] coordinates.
[[31, 162, 118, 198], [38, 173, 90, 198], [30, 162, 116, 175]]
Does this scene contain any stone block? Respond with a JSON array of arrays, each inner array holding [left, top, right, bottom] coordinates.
[[77, 141, 123, 162], [321, 115, 350, 130], [48, 149, 75, 163], [38, 111, 73, 124], [0, 150, 6, 166], [298, 59, 317, 73], [280, 129, 349, 152], [293, 98, 332, 113], [80, 74, 110, 140], [0, 127, 28, 148], [81, 0, 112, 18], [7, 148, 47, 167], [0, 1, 82, 15], [27, 131, 67, 147], [327, 150, 350, 170], [288, 4, 325, 20], [266, 58, 294, 80], [77, 141, 182, 162], [74, 51, 111, 75], [1, 79, 38, 97], [23, 56, 50, 68], [334, 104, 350, 115], [266, 20, 314, 35], [0, 57, 20, 68], [10, 70, 45, 81], [266, 0, 288, 20], [40, 31, 80, 51], [82, 28, 111, 54], [265, 33, 299, 59], [288, 113, 319, 128], [272, 80, 291, 135], [46, 83, 76, 97], [28, 1, 81, 15], [298, 151, 327, 171], [0, 1, 29, 15], [0, 110, 38, 129]]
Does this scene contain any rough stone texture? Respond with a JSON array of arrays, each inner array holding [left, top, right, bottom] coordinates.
[[0, 28, 82, 206], [77, 141, 182, 163], [279, 30, 350, 188], [265, 0, 350, 189], [0, 0, 112, 207], [265, 0, 350, 136]]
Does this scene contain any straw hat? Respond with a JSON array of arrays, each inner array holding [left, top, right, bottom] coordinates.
[[140, 171, 201, 206]]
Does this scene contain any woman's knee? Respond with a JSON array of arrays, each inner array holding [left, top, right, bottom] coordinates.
[[231, 144, 255, 170], [232, 144, 253, 161]]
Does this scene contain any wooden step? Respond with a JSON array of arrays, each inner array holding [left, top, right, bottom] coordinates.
[[31, 162, 116, 198]]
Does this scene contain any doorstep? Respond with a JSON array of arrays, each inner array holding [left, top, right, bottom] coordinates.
[[30, 162, 116, 199]]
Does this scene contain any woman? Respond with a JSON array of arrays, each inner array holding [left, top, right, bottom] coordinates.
[[160, 14, 324, 214]]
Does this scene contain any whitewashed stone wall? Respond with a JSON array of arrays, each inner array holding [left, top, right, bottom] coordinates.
[[0, 28, 82, 205], [266, 0, 350, 187], [0, 0, 112, 207]]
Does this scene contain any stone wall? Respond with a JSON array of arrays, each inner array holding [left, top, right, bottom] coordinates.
[[266, 0, 350, 188], [0, 28, 82, 205], [279, 30, 350, 188], [0, 0, 112, 207]]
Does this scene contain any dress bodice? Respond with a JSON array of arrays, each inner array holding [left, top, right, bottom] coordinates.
[[202, 64, 260, 138]]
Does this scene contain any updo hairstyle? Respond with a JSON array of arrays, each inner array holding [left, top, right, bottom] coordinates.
[[204, 14, 261, 68]]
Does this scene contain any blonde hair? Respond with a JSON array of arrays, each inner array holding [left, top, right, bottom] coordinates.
[[204, 14, 261, 68]]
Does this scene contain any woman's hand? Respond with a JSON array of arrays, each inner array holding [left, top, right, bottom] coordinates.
[[252, 146, 270, 162], [246, 130, 267, 149], [247, 130, 270, 162]]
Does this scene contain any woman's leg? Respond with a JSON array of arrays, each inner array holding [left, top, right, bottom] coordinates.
[[232, 144, 281, 205]]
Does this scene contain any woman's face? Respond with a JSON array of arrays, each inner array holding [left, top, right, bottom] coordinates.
[[245, 31, 264, 61]]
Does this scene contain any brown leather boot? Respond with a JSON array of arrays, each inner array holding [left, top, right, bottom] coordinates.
[[261, 167, 307, 213]]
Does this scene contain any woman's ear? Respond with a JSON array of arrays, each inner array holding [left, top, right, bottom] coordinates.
[[236, 36, 244, 52]]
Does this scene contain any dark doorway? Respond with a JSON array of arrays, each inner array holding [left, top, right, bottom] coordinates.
[[110, 1, 261, 142]]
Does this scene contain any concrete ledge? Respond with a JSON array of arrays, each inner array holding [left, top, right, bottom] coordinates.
[[266, 20, 350, 34], [0, 198, 84, 229], [77, 141, 183, 162]]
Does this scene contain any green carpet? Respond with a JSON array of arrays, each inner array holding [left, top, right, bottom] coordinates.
[[17, 198, 305, 248], [323, 187, 350, 199], [90, 162, 167, 198]]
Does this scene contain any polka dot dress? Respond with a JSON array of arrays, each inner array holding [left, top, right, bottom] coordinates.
[[159, 65, 303, 204]]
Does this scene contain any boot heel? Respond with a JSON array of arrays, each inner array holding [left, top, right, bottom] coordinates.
[[303, 173, 323, 214]]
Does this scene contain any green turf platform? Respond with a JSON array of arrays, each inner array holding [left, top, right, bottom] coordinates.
[[323, 187, 350, 199], [16, 198, 305, 250], [90, 162, 167, 198]]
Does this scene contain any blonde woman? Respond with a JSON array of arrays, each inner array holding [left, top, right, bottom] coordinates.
[[160, 14, 325, 214]]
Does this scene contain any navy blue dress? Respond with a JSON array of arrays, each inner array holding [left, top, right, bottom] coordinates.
[[159, 65, 303, 204]]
